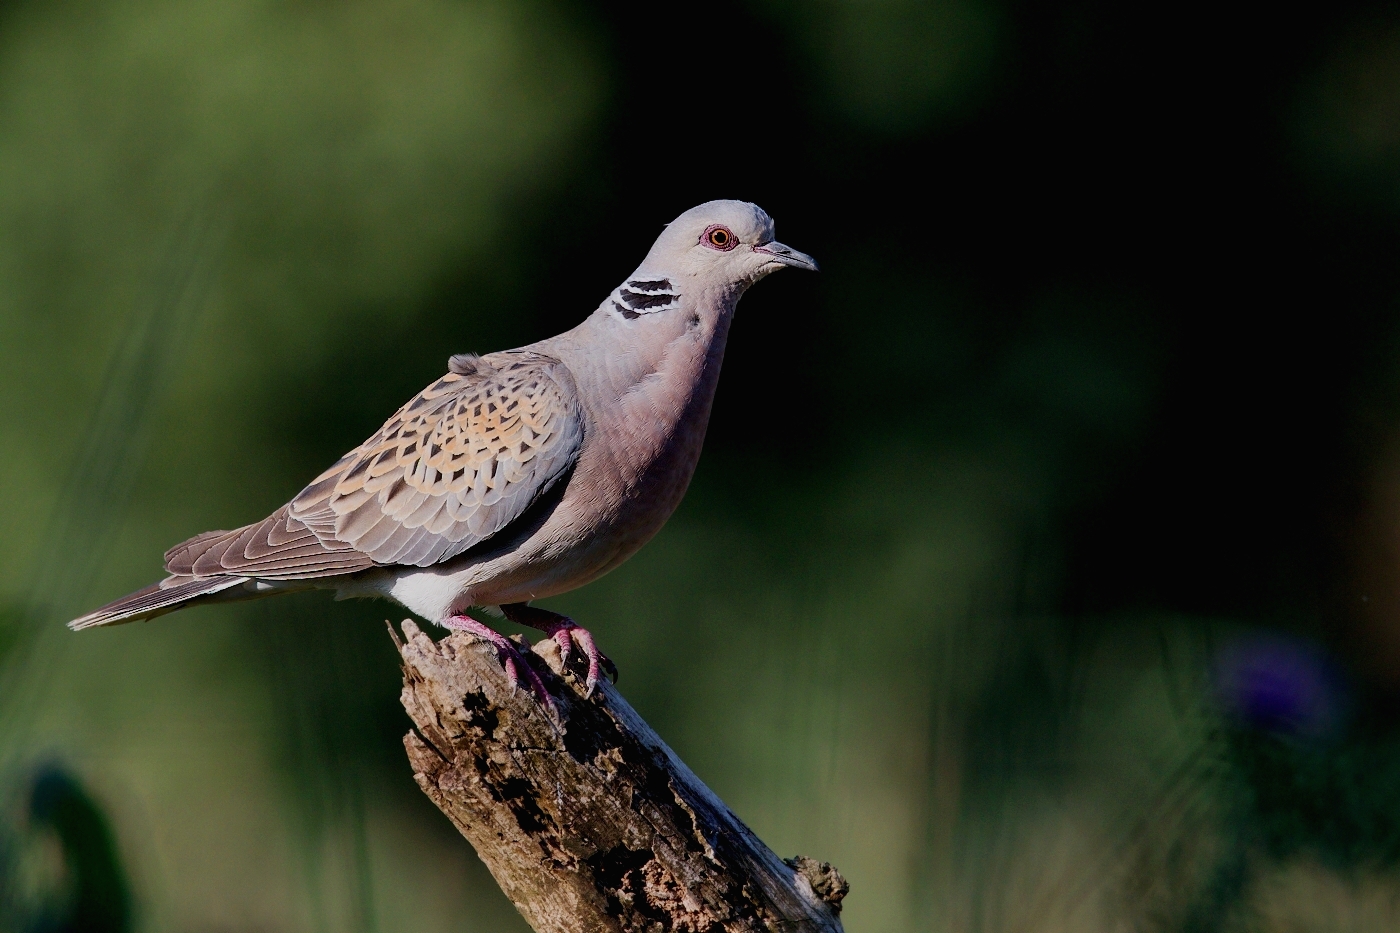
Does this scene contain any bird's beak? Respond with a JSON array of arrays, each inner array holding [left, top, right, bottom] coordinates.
[[754, 241, 819, 271]]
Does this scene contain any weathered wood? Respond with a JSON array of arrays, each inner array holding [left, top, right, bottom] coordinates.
[[392, 619, 847, 933]]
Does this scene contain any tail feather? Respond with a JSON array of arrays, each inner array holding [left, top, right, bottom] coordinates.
[[68, 576, 248, 630]]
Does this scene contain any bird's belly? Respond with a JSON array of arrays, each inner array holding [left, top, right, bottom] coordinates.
[[368, 567, 470, 622], [467, 372, 714, 605], [370, 542, 614, 621]]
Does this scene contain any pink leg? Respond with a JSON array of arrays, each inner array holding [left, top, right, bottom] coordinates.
[[443, 614, 555, 712], [500, 603, 618, 697]]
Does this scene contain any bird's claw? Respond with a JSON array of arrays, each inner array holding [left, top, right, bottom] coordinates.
[[498, 604, 618, 699], [537, 617, 616, 697], [551, 626, 574, 669], [444, 615, 556, 714]]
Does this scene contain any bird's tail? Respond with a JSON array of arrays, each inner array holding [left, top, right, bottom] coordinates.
[[67, 575, 248, 631]]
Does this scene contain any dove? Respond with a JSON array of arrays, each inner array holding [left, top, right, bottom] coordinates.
[[69, 200, 817, 702]]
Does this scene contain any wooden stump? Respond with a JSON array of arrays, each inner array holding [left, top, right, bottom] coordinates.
[[392, 619, 847, 933]]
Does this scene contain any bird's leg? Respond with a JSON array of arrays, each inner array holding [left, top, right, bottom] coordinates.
[[443, 613, 555, 712], [499, 603, 618, 697]]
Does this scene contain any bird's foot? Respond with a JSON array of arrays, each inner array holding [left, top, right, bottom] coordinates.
[[543, 622, 619, 697], [500, 603, 618, 697], [443, 614, 555, 712]]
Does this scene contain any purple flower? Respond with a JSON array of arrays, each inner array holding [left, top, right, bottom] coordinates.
[[1213, 633, 1346, 737]]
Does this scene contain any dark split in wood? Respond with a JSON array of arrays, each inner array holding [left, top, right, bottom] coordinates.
[[392, 619, 847, 933]]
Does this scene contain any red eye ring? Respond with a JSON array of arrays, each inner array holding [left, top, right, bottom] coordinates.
[[702, 224, 738, 251]]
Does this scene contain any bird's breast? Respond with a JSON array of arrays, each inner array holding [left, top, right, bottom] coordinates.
[[436, 302, 735, 609], [531, 310, 733, 585]]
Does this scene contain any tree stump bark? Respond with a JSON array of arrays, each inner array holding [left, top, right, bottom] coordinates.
[[392, 619, 847, 933]]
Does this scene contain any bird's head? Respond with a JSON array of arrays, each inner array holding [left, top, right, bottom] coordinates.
[[601, 200, 815, 326], [638, 199, 817, 285]]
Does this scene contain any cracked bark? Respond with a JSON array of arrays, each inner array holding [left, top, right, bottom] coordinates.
[[392, 619, 847, 933]]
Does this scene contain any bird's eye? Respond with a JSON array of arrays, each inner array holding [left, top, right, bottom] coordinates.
[[702, 225, 738, 251]]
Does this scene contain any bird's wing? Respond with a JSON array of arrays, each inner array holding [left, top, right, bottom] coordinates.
[[286, 349, 584, 567], [163, 504, 374, 579], [161, 350, 584, 578]]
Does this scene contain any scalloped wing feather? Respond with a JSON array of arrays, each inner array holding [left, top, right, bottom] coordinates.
[[159, 351, 582, 580], [289, 350, 583, 567], [163, 504, 373, 579]]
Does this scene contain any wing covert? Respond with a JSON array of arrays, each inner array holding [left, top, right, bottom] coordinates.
[[289, 350, 583, 567]]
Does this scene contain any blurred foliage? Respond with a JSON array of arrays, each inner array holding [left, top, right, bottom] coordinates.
[[758, 0, 1002, 133], [1295, 14, 1400, 209], [3, 0, 1400, 932], [0, 767, 132, 933]]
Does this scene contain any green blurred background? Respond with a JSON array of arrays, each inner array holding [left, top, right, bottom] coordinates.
[[4, 0, 1400, 930]]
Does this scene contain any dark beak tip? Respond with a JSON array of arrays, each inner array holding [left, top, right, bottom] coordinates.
[[757, 242, 819, 272]]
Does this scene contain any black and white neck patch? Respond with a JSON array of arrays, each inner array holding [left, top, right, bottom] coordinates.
[[610, 278, 681, 320]]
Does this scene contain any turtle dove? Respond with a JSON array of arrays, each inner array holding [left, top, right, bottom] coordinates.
[[70, 200, 817, 703]]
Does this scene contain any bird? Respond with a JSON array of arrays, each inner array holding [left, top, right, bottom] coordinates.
[[69, 200, 817, 703]]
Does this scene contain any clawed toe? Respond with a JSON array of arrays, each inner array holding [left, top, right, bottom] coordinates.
[[498, 644, 554, 711], [514, 654, 556, 712], [542, 621, 614, 696], [551, 626, 575, 668], [499, 604, 618, 698], [444, 614, 556, 714]]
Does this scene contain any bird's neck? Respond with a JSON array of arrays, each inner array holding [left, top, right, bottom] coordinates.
[[549, 282, 740, 487]]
